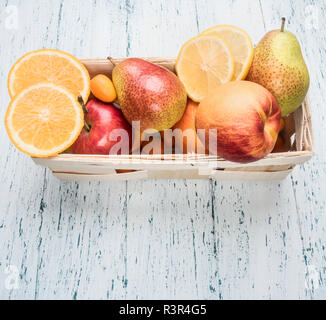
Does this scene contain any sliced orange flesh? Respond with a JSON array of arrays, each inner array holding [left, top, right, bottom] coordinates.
[[8, 49, 90, 101], [5, 83, 84, 157]]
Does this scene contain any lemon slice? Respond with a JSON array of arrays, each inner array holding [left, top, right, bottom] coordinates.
[[175, 35, 234, 102], [202, 25, 254, 80], [5, 83, 84, 157], [8, 49, 90, 101]]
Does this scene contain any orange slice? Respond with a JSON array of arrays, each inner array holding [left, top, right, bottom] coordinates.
[[201, 25, 254, 80], [8, 49, 90, 101], [175, 35, 234, 102], [5, 83, 84, 157]]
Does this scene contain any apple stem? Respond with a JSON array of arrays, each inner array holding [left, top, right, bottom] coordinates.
[[281, 17, 286, 32], [78, 96, 91, 132], [78, 96, 88, 114], [83, 120, 91, 132]]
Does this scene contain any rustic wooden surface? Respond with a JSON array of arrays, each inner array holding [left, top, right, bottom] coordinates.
[[0, 0, 325, 299]]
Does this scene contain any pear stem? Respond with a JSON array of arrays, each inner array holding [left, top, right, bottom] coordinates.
[[78, 96, 91, 132], [281, 17, 286, 32], [107, 56, 116, 66]]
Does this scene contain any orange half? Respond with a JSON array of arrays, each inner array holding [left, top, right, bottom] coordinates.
[[5, 83, 84, 157], [8, 49, 90, 101]]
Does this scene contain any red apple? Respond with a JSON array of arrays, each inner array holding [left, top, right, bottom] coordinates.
[[70, 99, 131, 155], [195, 81, 281, 163]]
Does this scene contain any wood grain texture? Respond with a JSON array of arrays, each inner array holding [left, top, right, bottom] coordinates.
[[0, 0, 325, 299]]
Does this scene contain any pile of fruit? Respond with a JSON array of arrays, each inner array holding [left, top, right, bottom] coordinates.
[[4, 19, 309, 163]]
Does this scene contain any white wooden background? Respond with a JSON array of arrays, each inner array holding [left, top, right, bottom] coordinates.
[[0, 0, 325, 300]]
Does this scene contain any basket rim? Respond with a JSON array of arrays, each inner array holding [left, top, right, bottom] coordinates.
[[32, 149, 314, 170]]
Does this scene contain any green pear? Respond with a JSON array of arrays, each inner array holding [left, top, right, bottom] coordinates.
[[247, 18, 309, 116]]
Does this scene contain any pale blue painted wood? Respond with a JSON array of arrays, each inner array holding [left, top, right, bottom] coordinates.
[[0, 0, 325, 299]]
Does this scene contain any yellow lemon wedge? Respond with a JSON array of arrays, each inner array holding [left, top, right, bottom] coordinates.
[[175, 35, 234, 102], [202, 25, 254, 80]]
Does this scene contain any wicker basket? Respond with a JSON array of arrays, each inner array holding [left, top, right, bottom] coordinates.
[[32, 58, 314, 181]]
